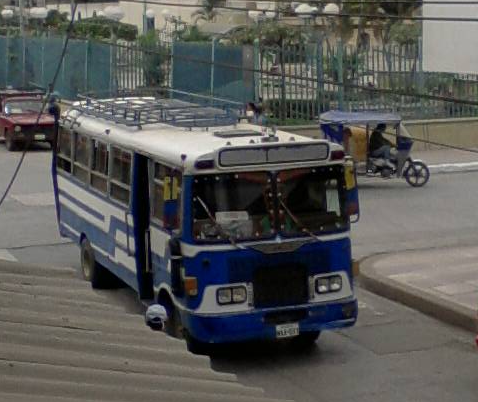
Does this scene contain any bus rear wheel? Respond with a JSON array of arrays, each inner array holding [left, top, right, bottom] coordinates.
[[80, 238, 117, 289]]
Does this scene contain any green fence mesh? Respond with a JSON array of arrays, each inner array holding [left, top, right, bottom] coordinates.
[[172, 41, 254, 105], [0, 35, 112, 99]]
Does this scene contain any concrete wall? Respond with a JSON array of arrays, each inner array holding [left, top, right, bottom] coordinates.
[[403, 118, 478, 151], [282, 117, 478, 152]]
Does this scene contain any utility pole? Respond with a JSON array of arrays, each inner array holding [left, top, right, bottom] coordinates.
[[142, 0, 147, 34], [19, 0, 24, 36]]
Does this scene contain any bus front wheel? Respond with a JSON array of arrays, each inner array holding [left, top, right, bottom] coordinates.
[[80, 238, 117, 289], [290, 331, 321, 349], [185, 331, 210, 355]]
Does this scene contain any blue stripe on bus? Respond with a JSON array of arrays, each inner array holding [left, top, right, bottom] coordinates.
[[59, 189, 105, 222], [60, 204, 131, 257], [60, 205, 138, 290]]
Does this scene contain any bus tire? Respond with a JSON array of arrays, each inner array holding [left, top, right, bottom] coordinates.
[[80, 238, 116, 289], [185, 331, 210, 355], [290, 331, 321, 349], [158, 292, 183, 339]]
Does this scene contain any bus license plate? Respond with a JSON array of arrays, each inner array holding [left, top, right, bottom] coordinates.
[[276, 323, 299, 339], [34, 134, 46, 140]]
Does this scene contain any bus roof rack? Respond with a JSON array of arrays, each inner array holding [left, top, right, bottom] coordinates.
[[73, 96, 239, 129]]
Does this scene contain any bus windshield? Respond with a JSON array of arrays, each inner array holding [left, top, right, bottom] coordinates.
[[193, 172, 273, 242], [277, 167, 347, 237], [192, 166, 347, 243]]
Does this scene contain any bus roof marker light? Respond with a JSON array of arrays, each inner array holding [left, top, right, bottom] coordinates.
[[331, 150, 345, 160], [195, 159, 215, 170]]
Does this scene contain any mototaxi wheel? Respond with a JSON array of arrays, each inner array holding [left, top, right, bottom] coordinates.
[[404, 161, 430, 187]]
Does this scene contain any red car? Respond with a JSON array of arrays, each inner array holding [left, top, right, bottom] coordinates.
[[0, 89, 55, 151]]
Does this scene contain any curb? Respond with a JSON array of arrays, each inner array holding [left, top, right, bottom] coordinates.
[[428, 162, 478, 174], [358, 254, 478, 333]]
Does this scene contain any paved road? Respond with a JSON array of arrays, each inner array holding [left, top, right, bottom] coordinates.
[[0, 146, 477, 402], [353, 172, 478, 259]]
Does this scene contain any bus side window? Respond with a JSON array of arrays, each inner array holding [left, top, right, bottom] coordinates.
[[151, 162, 182, 230], [56, 127, 72, 173], [72, 132, 90, 184], [91, 140, 108, 193], [110, 146, 131, 205]]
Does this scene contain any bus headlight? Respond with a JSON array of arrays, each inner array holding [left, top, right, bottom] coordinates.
[[315, 275, 342, 294], [232, 286, 247, 303], [217, 286, 247, 305], [217, 288, 232, 304], [329, 276, 342, 292], [315, 278, 330, 294], [14, 125, 21, 133]]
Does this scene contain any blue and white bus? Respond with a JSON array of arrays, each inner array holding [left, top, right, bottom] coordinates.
[[53, 96, 360, 351]]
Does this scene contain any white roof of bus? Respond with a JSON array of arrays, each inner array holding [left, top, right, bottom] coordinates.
[[65, 100, 341, 173]]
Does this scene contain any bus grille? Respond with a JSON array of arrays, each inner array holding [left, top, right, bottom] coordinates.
[[253, 265, 308, 308]]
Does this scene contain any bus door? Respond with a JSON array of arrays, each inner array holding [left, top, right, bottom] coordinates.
[[131, 153, 154, 300], [148, 161, 182, 294]]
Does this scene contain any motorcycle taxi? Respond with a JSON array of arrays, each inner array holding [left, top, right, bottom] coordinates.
[[319, 111, 430, 187]]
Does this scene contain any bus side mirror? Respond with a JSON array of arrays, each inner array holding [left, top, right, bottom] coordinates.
[[344, 159, 360, 223], [169, 237, 184, 296]]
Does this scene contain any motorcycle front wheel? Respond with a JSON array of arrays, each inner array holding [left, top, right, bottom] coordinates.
[[404, 161, 430, 187]]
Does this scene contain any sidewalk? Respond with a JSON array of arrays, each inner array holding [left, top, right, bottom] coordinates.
[[412, 148, 478, 174], [359, 245, 478, 333]]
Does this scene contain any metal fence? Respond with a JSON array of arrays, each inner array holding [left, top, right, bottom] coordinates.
[[171, 41, 255, 105], [0, 35, 113, 99], [256, 41, 478, 122], [2, 34, 478, 122]]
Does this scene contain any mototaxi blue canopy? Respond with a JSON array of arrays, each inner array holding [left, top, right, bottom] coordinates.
[[319, 110, 402, 126], [319, 110, 402, 144]]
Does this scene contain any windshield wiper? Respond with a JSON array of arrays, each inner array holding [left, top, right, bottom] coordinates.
[[278, 198, 323, 243], [195, 196, 245, 249]]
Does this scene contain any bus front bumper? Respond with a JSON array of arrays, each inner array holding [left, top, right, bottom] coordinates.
[[183, 298, 357, 344]]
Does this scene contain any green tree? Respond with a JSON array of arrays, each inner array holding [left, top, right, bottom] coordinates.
[[137, 31, 167, 87]]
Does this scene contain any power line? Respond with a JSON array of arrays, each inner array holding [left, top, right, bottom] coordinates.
[[0, 2, 79, 210]]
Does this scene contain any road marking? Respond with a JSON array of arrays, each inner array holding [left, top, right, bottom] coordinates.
[[10, 192, 55, 207], [0, 249, 17, 262]]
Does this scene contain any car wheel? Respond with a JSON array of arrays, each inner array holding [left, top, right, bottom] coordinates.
[[80, 238, 118, 289], [5, 132, 16, 151]]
